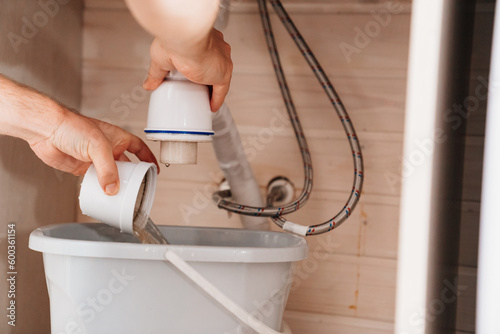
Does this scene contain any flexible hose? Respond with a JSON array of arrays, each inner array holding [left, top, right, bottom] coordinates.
[[213, 0, 363, 236]]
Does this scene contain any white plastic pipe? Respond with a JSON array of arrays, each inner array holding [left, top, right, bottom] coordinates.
[[476, 1, 500, 332], [395, 1, 447, 333], [79, 162, 157, 234], [212, 104, 269, 230], [146, 71, 214, 165]]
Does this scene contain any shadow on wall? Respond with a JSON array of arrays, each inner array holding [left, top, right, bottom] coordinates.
[[0, 0, 83, 333], [0, 137, 78, 333], [0, 0, 83, 106]]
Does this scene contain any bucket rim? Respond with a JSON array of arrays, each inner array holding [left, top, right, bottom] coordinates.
[[29, 223, 308, 263]]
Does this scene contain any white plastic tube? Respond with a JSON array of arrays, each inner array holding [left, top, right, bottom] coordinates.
[[79, 162, 157, 234], [212, 104, 269, 230], [146, 71, 214, 165]]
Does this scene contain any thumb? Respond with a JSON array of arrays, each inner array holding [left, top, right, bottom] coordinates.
[[210, 84, 229, 112], [88, 139, 120, 196]]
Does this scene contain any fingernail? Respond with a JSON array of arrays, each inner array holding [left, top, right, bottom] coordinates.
[[105, 183, 119, 196]]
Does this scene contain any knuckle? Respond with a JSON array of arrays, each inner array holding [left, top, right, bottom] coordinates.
[[224, 42, 232, 55], [214, 29, 224, 38]]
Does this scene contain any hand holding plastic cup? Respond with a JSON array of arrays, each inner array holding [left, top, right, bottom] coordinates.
[[79, 162, 157, 234]]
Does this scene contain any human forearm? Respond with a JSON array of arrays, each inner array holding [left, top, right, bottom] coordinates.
[[0, 74, 158, 195], [124, 0, 220, 58], [124, 0, 232, 111], [0, 74, 65, 145]]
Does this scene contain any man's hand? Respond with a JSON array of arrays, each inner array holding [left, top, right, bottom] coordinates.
[[144, 29, 232, 112], [0, 74, 158, 196], [29, 110, 158, 196]]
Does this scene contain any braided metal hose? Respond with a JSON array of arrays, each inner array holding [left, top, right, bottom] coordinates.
[[213, 0, 364, 236]]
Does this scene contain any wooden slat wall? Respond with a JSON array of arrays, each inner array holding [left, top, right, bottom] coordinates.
[[80, 1, 485, 333]]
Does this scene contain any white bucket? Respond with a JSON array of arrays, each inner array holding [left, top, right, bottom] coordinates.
[[29, 223, 308, 334]]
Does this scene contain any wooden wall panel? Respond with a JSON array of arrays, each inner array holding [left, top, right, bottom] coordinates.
[[83, 8, 151, 69], [83, 6, 412, 77], [80, 1, 413, 333], [284, 310, 393, 334], [285, 255, 397, 323], [80, 1, 486, 332], [82, 68, 408, 135], [225, 12, 410, 77]]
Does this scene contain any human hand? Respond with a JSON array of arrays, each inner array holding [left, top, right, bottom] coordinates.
[[143, 29, 232, 112], [0, 74, 156, 196], [29, 109, 158, 196]]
